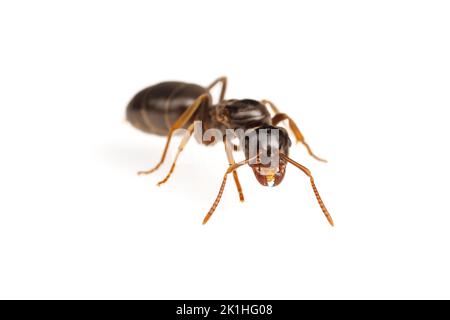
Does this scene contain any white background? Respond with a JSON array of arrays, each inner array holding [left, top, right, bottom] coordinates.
[[0, 1, 449, 299]]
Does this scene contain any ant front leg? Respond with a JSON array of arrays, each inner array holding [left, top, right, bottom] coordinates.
[[224, 138, 245, 202], [203, 158, 253, 225], [261, 99, 327, 163]]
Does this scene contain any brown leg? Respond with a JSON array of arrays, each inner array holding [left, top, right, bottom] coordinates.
[[202, 158, 253, 225], [207, 76, 227, 102], [138, 94, 211, 175], [156, 123, 194, 186], [262, 99, 327, 163], [280, 153, 334, 226], [261, 99, 281, 114], [224, 139, 245, 202], [272, 112, 327, 162]]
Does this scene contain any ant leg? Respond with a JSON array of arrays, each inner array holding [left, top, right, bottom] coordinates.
[[206, 76, 227, 102], [272, 113, 327, 163], [261, 99, 281, 115], [138, 94, 211, 175], [261, 100, 327, 163], [224, 139, 245, 202], [202, 158, 253, 225], [280, 153, 334, 226], [157, 123, 194, 186]]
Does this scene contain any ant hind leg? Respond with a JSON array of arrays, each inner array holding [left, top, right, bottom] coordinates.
[[206, 76, 227, 102], [138, 94, 210, 175], [157, 123, 194, 186]]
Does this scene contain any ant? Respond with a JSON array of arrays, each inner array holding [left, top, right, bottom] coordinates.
[[126, 77, 333, 226]]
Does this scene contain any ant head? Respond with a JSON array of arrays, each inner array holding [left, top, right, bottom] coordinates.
[[243, 125, 292, 187]]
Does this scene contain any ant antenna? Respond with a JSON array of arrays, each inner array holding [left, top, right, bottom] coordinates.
[[280, 153, 334, 226]]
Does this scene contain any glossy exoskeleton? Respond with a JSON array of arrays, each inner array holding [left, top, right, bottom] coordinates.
[[126, 77, 333, 225]]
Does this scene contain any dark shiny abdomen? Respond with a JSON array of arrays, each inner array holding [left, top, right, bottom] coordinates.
[[126, 81, 209, 136]]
